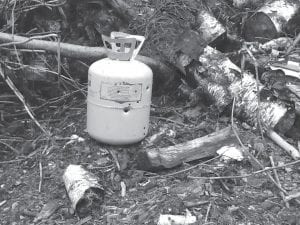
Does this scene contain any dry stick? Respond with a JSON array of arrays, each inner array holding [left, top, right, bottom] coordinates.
[[269, 156, 289, 208], [204, 202, 212, 224], [11, 0, 17, 38], [285, 191, 300, 202], [109, 149, 121, 171], [38, 160, 43, 192], [57, 34, 61, 87], [0, 32, 178, 81], [231, 97, 288, 195], [0, 67, 49, 135], [267, 129, 300, 160]]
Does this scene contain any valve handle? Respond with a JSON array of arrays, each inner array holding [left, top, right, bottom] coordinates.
[[102, 32, 145, 61]]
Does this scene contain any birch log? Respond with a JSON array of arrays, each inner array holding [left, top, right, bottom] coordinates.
[[177, 46, 295, 133]]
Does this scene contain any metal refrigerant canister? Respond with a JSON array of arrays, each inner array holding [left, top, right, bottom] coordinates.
[[87, 32, 153, 145]]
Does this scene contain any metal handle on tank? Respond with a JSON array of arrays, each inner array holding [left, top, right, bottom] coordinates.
[[102, 32, 145, 61]]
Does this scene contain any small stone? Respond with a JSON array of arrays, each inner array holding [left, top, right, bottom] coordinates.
[[263, 190, 274, 197], [272, 206, 281, 213], [95, 157, 110, 166], [69, 207, 75, 215], [15, 180, 22, 186], [114, 174, 121, 182], [242, 122, 251, 130], [11, 202, 19, 212], [261, 200, 275, 210], [248, 205, 255, 210], [253, 142, 264, 152], [60, 207, 73, 219]]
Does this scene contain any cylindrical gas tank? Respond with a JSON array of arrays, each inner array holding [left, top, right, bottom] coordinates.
[[87, 32, 153, 145]]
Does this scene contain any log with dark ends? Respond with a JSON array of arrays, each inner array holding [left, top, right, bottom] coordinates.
[[137, 126, 238, 171], [243, 12, 278, 43]]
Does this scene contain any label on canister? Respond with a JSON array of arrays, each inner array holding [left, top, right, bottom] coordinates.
[[100, 82, 142, 102]]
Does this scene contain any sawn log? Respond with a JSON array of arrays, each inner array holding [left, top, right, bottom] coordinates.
[[137, 126, 237, 171]]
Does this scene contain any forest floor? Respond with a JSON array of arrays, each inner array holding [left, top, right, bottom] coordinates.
[[0, 0, 300, 224]]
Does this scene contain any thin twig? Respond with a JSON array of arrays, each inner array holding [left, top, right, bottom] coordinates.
[[204, 202, 212, 224], [0, 66, 50, 136], [38, 160, 43, 192], [0, 140, 19, 154], [188, 159, 300, 180], [109, 149, 121, 171], [11, 0, 17, 38], [57, 34, 61, 87], [150, 116, 188, 127], [0, 158, 27, 164], [269, 156, 289, 208]]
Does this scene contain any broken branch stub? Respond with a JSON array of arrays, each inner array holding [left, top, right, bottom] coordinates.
[[243, 0, 300, 43], [177, 46, 295, 133], [137, 126, 238, 171]]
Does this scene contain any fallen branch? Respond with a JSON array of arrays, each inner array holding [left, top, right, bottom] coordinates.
[[0, 32, 179, 85], [137, 126, 238, 171]]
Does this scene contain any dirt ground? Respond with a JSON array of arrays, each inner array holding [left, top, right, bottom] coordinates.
[[1, 0, 300, 224]]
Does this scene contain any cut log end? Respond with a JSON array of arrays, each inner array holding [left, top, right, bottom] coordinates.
[[137, 149, 166, 172], [243, 12, 277, 43]]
